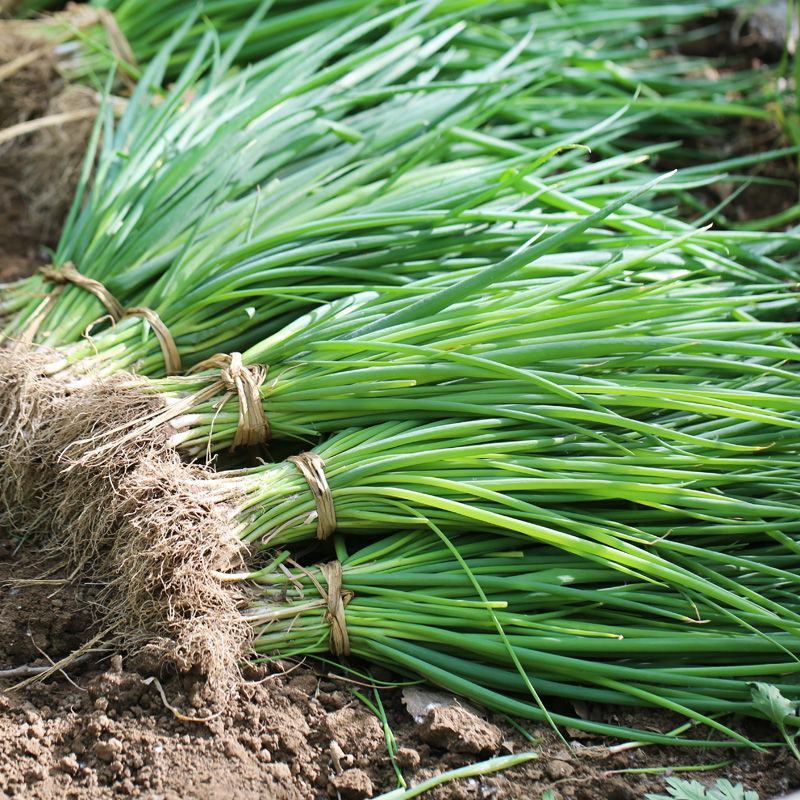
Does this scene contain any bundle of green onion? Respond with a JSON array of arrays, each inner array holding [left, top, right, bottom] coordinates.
[[4, 3, 538, 351], [3, 0, 800, 754], [5, 0, 787, 356], [2, 2, 561, 516], [5, 0, 753, 92], [2, 0, 786, 198], [43, 217, 800, 691], [85, 218, 799, 457], [246, 530, 800, 744], [9, 2, 776, 533]]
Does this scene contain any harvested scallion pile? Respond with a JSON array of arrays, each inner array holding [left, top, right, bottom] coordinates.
[[3, 0, 800, 763], [245, 530, 800, 744], [39, 214, 800, 701], [2, 3, 581, 519], [3, 0, 763, 97], [11, 4, 785, 534]]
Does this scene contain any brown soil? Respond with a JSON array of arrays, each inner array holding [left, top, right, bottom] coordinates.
[[0, 251, 40, 282], [0, 14, 97, 259], [0, 531, 798, 800], [660, 2, 800, 227], [677, 117, 799, 227]]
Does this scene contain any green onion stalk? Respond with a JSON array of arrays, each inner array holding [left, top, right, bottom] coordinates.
[[2, 5, 582, 519], [6, 16, 773, 530], [245, 530, 800, 746], [2, 3, 541, 344], [56, 220, 800, 686], [4, 0, 752, 88], [3, 1, 790, 242], [0, 166, 695, 536]]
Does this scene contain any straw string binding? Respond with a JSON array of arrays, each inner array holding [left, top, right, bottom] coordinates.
[[31, 264, 181, 375], [190, 352, 270, 447], [40, 263, 125, 321], [288, 452, 336, 541], [95, 8, 138, 84], [0, 4, 114, 83], [319, 561, 352, 656], [123, 307, 181, 375]]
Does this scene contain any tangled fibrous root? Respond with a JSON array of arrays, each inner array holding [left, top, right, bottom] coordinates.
[[0, 357, 252, 697], [106, 458, 251, 697], [0, 347, 67, 530], [0, 346, 132, 534], [56, 383, 252, 698]]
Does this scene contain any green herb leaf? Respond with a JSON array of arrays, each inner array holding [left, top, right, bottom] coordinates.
[[751, 682, 798, 731], [751, 682, 800, 761]]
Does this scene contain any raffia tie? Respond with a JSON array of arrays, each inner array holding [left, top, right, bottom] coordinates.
[[63, 5, 138, 87], [40, 263, 125, 321], [35, 264, 182, 376], [95, 8, 138, 70], [192, 353, 270, 447], [288, 452, 336, 541], [123, 307, 182, 376], [319, 561, 352, 657], [0, 4, 128, 84], [18, 262, 125, 348]]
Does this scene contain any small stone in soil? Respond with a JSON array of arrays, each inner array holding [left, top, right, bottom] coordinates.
[[545, 759, 575, 780], [395, 746, 421, 769]]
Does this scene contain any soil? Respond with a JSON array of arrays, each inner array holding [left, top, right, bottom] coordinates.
[[670, 116, 800, 227], [657, 1, 800, 227], [0, 12, 98, 257], [0, 530, 798, 800]]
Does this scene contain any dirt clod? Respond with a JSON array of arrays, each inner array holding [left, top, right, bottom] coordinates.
[[396, 746, 421, 769], [93, 737, 122, 763], [545, 758, 575, 780], [418, 705, 503, 755], [324, 705, 383, 761], [329, 768, 374, 799]]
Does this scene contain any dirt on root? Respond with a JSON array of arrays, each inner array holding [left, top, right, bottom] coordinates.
[[0, 531, 798, 800]]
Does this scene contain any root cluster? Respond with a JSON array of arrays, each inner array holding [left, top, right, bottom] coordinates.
[[0, 349, 251, 695]]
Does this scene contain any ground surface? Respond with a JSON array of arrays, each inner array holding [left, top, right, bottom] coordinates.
[[0, 532, 798, 800]]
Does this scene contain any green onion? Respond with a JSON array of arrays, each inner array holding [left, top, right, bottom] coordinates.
[[244, 530, 800, 744], [8, 0, 758, 89], [371, 751, 538, 799], [3, 2, 800, 746], [5, 4, 533, 350], [44, 220, 800, 694]]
